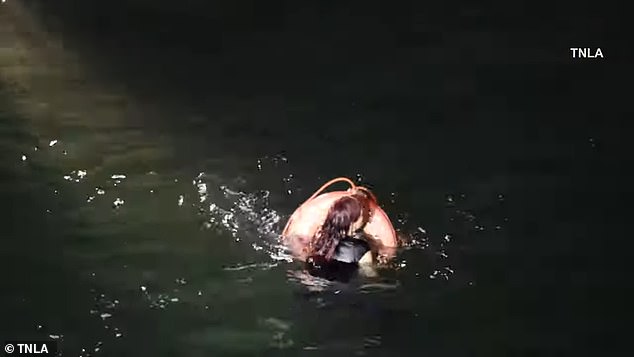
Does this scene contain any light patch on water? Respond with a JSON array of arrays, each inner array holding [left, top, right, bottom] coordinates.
[[429, 266, 455, 280], [258, 317, 291, 331], [178, 195, 184, 206], [63, 169, 87, 183], [358, 281, 400, 293], [175, 278, 187, 285], [396, 212, 409, 225], [257, 317, 294, 349], [139, 282, 184, 309], [84, 289, 124, 349], [21, 154, 27, 161], [194, 173, 208, 203], [113, 198, 124, 208], [286, 270, 332, 292], [281, 174, 295, 195], [197, 183, 207, 202], [363, 335, 382, 348], [270, 330, 294, 349], [146, 292, 181, 309], [222, 262, 279, 271], [48, 139, 58, 147], [110, 174, 127, 187]]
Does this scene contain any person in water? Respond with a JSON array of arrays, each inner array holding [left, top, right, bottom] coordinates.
[[282, 177, 400, 281], [302, 195, 381, 281]]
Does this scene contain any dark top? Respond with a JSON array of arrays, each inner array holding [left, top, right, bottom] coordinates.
[[332, 237, 371, 263], [305, 237, 371, 282]]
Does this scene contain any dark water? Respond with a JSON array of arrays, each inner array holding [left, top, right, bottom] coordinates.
[[1, 1, 629, 356]]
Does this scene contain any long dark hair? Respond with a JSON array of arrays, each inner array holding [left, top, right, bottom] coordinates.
[[308, 196, 362, 260]]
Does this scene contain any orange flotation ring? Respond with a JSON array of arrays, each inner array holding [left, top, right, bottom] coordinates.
[[282, 177, 398, 260]]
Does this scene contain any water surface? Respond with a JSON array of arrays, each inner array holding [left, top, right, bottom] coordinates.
[[0, 1, 627, 356]]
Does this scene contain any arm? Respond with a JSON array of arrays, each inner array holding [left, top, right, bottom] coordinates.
[[361, 232, 397, 265], [357, 251, 378, 277]]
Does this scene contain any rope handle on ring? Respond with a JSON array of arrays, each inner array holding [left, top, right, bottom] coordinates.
[[282, 177, 378, 237], [305, 177, 377, 205]]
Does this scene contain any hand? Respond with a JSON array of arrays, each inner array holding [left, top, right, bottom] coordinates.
[[376, 254, 390, 265]]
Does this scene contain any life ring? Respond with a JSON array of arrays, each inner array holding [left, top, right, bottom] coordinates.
[[282, 177, 398, 260]]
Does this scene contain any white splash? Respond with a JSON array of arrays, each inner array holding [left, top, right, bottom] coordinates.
[[63, 169, 88, 183], [145, 292, 181, 309], [113, 198, 124, 208], [175, 278, 187, 285], [197, 177, 288, 262], [49, 140, 58, 147]]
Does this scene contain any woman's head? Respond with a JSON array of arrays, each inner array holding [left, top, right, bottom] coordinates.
[[308, 196, 363, 260]]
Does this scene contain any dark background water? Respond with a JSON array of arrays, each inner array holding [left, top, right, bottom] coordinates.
[[0, 1, 629, 356]]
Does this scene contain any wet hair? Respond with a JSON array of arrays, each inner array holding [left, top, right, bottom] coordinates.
[[308, 196, 362, 260]]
